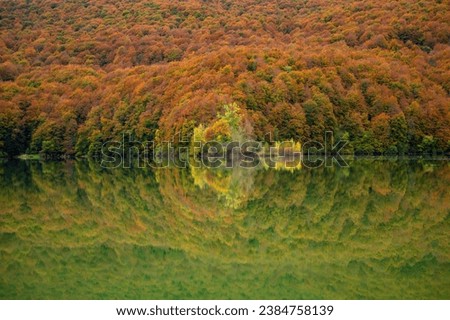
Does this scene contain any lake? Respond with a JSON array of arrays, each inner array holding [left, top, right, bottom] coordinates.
[[0, 158, 449, 299]]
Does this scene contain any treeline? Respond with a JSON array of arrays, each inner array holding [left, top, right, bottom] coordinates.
[[0, 0, 449, 158]]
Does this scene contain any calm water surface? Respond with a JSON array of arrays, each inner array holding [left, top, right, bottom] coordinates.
[[0, 158, 449, 299]]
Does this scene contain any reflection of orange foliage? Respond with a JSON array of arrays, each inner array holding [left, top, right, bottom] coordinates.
[[1, 160, 449, 267], [204, 170, 231, 194], [156, 169, 219, 220]]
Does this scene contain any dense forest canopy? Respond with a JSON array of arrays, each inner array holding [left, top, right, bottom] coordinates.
[[0, 0, 449, 157]]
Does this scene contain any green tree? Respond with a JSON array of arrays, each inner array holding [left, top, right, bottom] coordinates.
[[389, 115, 409, 154]]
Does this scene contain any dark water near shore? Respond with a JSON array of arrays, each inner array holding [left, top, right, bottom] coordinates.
[[0, 158, 449, 299]]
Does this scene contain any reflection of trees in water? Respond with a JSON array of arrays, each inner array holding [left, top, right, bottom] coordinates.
[[0, 159, 449, 298], [1, 159, 449, 256], [190, 165, 257, 209]]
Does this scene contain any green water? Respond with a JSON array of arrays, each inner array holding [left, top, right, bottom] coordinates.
[[0, 158, 449, 299]]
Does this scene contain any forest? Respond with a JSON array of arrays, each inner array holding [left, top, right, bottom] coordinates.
[[0, 0, 449, 158]]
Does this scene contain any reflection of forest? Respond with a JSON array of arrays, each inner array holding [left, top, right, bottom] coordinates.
[[0, 159, 449, 299]]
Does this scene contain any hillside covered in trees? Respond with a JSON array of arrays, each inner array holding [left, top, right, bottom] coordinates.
[[0, 0, 449, 158]]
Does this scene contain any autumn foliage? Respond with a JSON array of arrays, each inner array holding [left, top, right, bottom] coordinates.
[[0, 0, 449, 157]]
